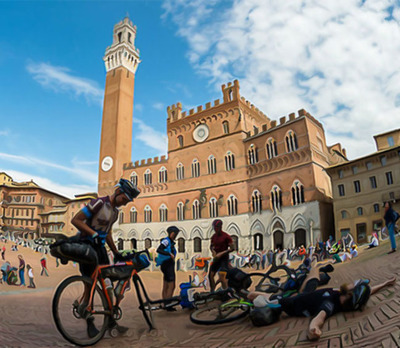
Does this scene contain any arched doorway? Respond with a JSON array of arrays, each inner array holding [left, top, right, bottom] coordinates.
[[231, 235, 239, 251], [254, 233, 263, 251], [131, 238, 137, 250], [117, 238, 124, 251], [294, 229, 306, 247], [273, 231, 284, 250]]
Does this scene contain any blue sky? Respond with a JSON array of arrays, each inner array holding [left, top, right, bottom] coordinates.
[[1, 0, 400, 198]]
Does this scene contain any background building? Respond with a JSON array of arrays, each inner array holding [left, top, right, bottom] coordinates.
[[327, 129, 400, 243], [97, 18, 347, 256]]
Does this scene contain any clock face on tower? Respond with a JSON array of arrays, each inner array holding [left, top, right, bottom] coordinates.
[[101, 156, 114, 172], [193, 124, 209, 143]]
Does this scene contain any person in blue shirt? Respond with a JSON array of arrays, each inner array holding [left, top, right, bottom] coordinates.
[[156, 226, 180, 310]]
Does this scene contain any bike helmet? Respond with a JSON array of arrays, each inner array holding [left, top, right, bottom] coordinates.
[[116, 178, 140, 201], [352, 279, 371, 311]]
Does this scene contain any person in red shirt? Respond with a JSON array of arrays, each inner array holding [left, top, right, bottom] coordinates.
[[209, 219, 234, 292]]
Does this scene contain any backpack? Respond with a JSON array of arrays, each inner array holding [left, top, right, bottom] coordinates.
[[226, 268, 252, 291], [249, 306, 281, 327]]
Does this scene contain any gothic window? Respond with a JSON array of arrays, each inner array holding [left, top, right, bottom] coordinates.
[[208, 155, 217, 174], [144, 205, 152, 223], [227, 195, 238, 216], [191, 159, 200, 178], [248, 144, 258, 165], [159, 204, 168, 222], [271, 185, 282, 211], [144, 169, 152, 185], [130, 172, 138, 186], [177, 202, 185, 221], [178, 135, 184, 148], [222, 121, 229, 134], [158, 167, 167, 183], [252, 190, 262, 213], [118, 32, 122, 43], [128, 32, 132, 43], [119, 211, 124, 224], [194, 237, 202, 252], [225, 151, 235, 171], [209, 197, 218, 218], [285, 130, 298, 153], [192, 200, 201, 219], [176, 163, 184, 180], [130, 207, 137, 223], [291, 181, 305, 205], [178, 238, 185, 253], [266, 138, 278, 159]]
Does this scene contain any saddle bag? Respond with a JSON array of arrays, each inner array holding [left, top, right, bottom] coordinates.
[[50, 237, 98, 265], [226, 268, 252, 291]]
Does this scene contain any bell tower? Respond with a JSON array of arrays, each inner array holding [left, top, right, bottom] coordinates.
[[98, 17, 140, 196]]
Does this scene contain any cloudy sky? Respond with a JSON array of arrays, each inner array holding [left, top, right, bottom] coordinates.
[[1, 0, 399, 198]]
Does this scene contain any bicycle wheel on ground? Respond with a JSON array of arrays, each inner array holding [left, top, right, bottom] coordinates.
[[52, 275, 110, 347], [132, 274, 154, 330], [190, 300, 250, 325]]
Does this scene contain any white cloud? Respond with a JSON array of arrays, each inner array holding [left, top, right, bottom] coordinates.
[[0, 152, 98, 184], [163, 0, 400, 159], [26, 61, 104, 105], [132, 118, 168, 154], [153, 102, 165, 111], [2, 169, 96, 199]]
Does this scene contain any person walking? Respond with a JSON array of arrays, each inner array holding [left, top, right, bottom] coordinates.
[[27, 264, 36, 288], [384, 202, 400, 254], [156, 226, 180, 310], [18, 254, 25, 287], [40, 254, 49, 276], [208, 219, 234, 292]]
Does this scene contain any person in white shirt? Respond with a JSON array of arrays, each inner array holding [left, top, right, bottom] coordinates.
[[27, 264, 36, 288]]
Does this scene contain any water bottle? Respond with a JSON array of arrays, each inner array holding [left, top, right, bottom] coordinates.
[[104, 278, 114, 305], [114, 280, 124, 301]]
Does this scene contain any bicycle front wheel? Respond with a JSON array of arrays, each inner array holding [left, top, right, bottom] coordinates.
[[133, 274, 155, 330], [52, 275, 110, 347], [190, 301, 250, 325]]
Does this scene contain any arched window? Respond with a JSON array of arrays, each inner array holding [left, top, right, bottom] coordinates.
[[231, 235, 239, 251], [192, 200, 201, 219], [193, 237, 202, 252], [222, 121, 229, 134], [177, 202, 185, 221], [130, 172, 138, 186], [209, 197, 218, 218], [252, 190, 262, 213], [176, 163, 184, 180], [178, 238, 185, 253], [357, 207, 363, 216], [117, 238, 124, 250], [285, 130, 298, 153], [144, 205, 152, 223], [191, 159, 200, 178], [159, 204, 168, 222], [254, 233, 263, 251], [248, 144, 258, 165], [227, 195, 238, 216], [119, 211, 124, 224], [271, 185, 282, 211], [208, 155, 217, 174], [144, 169, 152, 185], [177, 135, 184, 148], [145, 238, 152, 249], [158, 167, 167, 183], [131, 238, 137, 250], [225, 151, 235, 171], [291, 181, 305, 206], [130, 207, 137, 223], [266, 138, 278, 159]]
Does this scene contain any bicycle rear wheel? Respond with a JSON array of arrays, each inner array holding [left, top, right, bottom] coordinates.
[[133, 274, 154, 330], [52, 275, 110, 347], [190, 300, 250, 325]]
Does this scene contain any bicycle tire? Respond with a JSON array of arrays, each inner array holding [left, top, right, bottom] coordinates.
[[52, 275, 110, 347], [132, 274, 154, 330], [190, 301, 250, 325]]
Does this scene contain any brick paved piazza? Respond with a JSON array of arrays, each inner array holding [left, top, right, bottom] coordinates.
[[1, 239, 400, 348]]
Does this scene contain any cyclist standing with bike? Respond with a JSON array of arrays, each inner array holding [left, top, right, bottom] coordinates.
[[209, 219, 234, 292], [71, 178, 140, 338]]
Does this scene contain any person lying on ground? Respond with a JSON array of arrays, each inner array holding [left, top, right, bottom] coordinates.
[[248, 276, 396, 341]]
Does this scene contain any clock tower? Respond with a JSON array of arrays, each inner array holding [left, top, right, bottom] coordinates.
[[98, 17, 140, 195]]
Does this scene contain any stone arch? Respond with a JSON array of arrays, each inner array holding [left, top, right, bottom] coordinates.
[[142, 228, 154, 240], [250, 219, 266, 235], [190, 226, 204, 240], [269, 216, 286, 235], [113, 229, 124, 239], [226, 222, 241, 237], [177, 227, 188, 239], [127, 229, 137, 239], [158, 228, 168, 239], [290, 213, 307, 233]]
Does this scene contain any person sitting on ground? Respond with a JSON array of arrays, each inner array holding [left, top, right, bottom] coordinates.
[[71, 178, 140, 338], [367, 232, 379, 249], [156, 225, 180, 311], [248, 276, 396, 341], [350, 245, 358, 258]]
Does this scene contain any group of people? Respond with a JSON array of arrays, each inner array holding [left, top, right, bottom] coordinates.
[[0, 254, 36, 288]]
